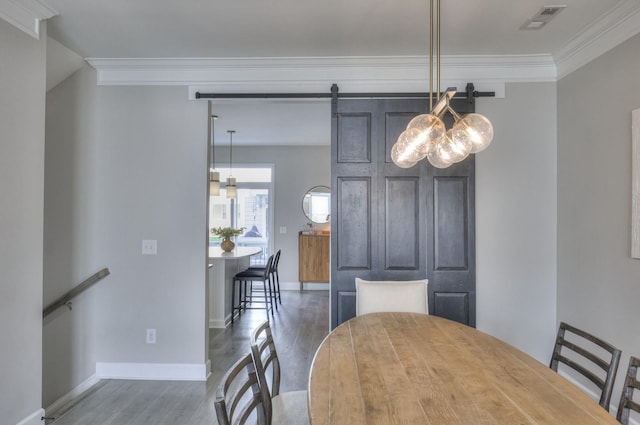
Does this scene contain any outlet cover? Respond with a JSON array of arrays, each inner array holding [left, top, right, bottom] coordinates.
[[142, 240, 157, 255], [146, 328, 156, 344]]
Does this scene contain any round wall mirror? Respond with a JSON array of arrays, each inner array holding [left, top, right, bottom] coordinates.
[[302, 186, 331, 224]]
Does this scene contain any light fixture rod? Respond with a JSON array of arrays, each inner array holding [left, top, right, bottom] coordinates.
[[208, 101, 213, 168], [209, 110, 218, 170], [227, 130, 235, 173], [430, 87, 457, 117], [429, 0, 434, 110], [436, 0, 441, 101]]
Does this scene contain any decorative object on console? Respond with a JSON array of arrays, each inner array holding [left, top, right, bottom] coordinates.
[[390, 0, 493, 169], [211, 227, 244, 252]]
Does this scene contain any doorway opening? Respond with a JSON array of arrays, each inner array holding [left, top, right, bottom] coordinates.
[[209, 165, 274, 265]]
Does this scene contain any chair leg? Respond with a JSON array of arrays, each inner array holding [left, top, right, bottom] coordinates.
[[262, 280, 271, 320], [231, 278, 236, 324], [269, 275, 277, 311], [275, 270, 282, 304], [243, 280, 249, 308]]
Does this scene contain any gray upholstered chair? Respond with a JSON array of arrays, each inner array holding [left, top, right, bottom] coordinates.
[[250, 321, 309, 425], [355, 278, 429, 316], [215, 353, 266, 425], [617, 356, 640, 424], [549, 322, 621, 411]]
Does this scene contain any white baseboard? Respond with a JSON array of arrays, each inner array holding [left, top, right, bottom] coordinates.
[[15, 409, 44, 425], [44, 374, 101, 416], [96, 362, 208, 381], [209, 318, 226, 328], [280, 281, 329, 291], [205, 359, 211, 380]]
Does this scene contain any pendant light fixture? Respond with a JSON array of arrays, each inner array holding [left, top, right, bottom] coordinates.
[[226, 130, 237, 199], [391, 0, 493, 169], [208, 101, 220, 196]]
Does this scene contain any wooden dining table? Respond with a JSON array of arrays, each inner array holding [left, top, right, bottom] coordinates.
[[308, 312, 619, 424]]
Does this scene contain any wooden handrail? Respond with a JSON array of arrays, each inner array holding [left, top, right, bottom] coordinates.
[[43, 268, 110, 318]]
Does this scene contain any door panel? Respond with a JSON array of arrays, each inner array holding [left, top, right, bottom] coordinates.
[[385, 177, 420, 270], [337, 113, 372, 163], [336, 177, 371, 270], [433, 292, 469, 324], [331, 95, 476, 328], [384, 112, 420, 163], [434, 177, 469, 270]]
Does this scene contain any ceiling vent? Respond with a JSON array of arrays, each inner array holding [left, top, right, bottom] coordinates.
[[521, 5, 566, 30]]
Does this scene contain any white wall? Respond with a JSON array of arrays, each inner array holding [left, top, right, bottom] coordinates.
[[44, 66, 209, 406], [0, 19, 46, 425], [476, 82, 558, 363], [557, 32, 640, 408], [228, 145, 331, 285], [43, 67, 331, 407]]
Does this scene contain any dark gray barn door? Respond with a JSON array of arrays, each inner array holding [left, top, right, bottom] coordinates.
[[330, 96, 476, 329]]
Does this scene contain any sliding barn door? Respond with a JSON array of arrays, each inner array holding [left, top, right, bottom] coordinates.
[[330, 96, 476, 329]]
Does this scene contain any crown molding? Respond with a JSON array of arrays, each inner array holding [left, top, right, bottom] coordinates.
[[86, 54, 555, 96], [554, 0, 640, 79], [0, 0, 57, 39]]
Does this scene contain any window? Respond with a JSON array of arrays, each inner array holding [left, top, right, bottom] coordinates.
[[209, 166, 273, 265]]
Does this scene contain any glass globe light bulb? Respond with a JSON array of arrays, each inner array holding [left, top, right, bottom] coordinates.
[[449, 127, 473, 158], [453, 113, 493, 153], [406, 114, 446, 152], [440, 129, 470, 163], [426, 139, 454, 169], [391, 142, 418, 168], [397, 127, 432, 158]]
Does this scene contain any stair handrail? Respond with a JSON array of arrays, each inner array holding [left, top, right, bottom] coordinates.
[[43, 268, 110, 318]]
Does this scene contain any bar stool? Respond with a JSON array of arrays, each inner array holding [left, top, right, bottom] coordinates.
[[231, 254, 275, 323], [249, 249, 282, 305]]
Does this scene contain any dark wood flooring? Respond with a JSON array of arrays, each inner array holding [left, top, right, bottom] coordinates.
[[49, 290, 329, 425]]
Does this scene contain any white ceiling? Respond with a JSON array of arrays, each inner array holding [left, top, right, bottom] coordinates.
[[32, 0, 640, 145], [45, 0, 620, 58]]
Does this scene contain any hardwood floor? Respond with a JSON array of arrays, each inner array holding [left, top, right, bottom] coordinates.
[[49, 290, 329, 425]]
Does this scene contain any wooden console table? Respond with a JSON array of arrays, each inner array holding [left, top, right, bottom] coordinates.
[[298, 232, 329, 290]]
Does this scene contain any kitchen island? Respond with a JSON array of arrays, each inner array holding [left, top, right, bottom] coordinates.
[[208, 246, 262, 328]]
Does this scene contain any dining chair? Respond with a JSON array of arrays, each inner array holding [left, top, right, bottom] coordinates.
[[250, 320, 309, 425], [232, 254, 275, 323], [616, 356, 640, 424], [355, 277, 429, 316], [215, 353, 267, 425], [549, 321, 622, 411]]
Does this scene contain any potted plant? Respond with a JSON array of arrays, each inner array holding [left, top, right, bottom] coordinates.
[[211, 227, 244, 252]]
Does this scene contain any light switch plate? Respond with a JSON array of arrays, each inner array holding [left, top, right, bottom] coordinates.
[[279, 226, 287, 234], [142, 239, 157, 255]]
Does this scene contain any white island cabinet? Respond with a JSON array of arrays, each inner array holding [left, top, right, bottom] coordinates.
[[208, 246, 262, 328]]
